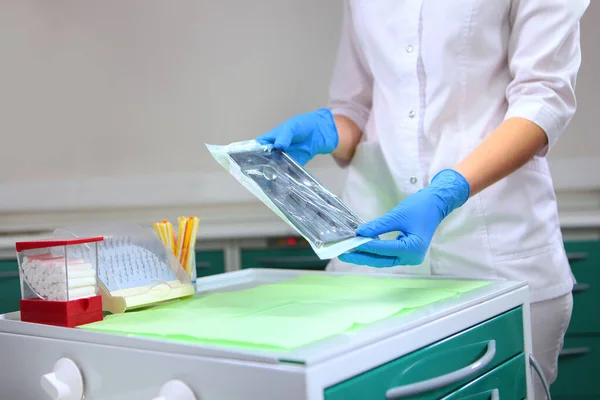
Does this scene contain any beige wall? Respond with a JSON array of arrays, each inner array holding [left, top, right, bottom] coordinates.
[[0, 0, 343, 182], [550, 0, 600, 159]]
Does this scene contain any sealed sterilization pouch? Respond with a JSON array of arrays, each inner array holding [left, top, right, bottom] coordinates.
[[206, 141, 372, 259]]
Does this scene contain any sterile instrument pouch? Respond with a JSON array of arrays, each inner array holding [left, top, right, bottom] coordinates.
[[206, 140, 372, 259]]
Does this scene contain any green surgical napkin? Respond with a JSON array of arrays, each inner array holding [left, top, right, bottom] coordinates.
[[81, 275, 490, 350]]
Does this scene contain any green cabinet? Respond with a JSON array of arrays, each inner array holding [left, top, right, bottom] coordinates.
[[552, 240, 600, 398], [241, 248, 327, 270], [552, 336, 600, 398], [324, 307, 524, 400], [563, 240, 600, 334], [195, 250, 225, 278], [0, 259, 20, 314]]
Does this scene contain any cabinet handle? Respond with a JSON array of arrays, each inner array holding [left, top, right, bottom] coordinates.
[[457, 388, 500, 400], [567, 252, 589, 262], [385, 340, 496, 399], [559, 347, 591, 357], [0, 271, 19, 279], [572, 283, 590, 293], [195, 262, 211, 269]]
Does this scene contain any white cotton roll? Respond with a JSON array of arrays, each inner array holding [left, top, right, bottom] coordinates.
[[71, 286, 95, 297], [68, 277, 96, 289], [45, 263, 94, 277], [38, 259, 62, 269], [50, 292, 64, 301], [66, 269, 96, 279], [21, 257, 97, 300], [68, 262, 94, 271], [65, 286, 95, 300]]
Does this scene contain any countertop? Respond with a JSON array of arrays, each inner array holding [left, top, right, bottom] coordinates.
[[1, 207, 599, 254]]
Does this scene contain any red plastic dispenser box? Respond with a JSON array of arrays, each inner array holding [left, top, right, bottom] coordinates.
[[16, 237, 104, 327]]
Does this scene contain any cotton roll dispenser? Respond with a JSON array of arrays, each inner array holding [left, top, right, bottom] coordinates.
[[16, 237, 104, 327]]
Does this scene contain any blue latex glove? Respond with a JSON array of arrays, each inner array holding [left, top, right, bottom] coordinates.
[[338, 169, 471, 267], [256, 108, 339, 166]]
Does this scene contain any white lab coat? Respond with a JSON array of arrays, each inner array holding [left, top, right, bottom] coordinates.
[[326, 0, 590, 303]]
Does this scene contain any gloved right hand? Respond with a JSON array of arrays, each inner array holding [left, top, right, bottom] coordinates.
[[256, 108, 339, 166]]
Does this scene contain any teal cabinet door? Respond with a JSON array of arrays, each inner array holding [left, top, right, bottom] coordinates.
[[195, 250, 225, 278], [241, 248, 328, 270], [0, 259, 20, 314], [554, 240, 600, 399], [324, 308, 524, 400], [551, 336, 600, 398], [563, 241, 600, 334]]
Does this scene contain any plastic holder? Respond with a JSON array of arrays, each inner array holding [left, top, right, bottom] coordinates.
[[16, 237, 104, 327], [54, 223, 195, 314]]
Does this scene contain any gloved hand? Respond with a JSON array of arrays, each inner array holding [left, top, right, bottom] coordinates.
[[338, 169, 471, 267], [256, 108, 339, 166]]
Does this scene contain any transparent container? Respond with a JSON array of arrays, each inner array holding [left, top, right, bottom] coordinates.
[[171, 220, 198, 288], [16, 237, 102, 302], [54, 223, 195, 313]]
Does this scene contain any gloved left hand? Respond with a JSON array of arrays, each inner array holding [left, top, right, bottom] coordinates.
[[256, 109, 339, 166], [338, 169, 471, 267]]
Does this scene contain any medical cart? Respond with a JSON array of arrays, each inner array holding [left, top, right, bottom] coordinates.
[[0, 268, 534, 400]]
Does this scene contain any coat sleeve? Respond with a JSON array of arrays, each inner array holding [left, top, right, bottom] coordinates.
[[328, 0, 373, 133], [504, 0, 590, 156]]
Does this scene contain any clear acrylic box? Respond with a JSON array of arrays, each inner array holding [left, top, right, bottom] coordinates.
[[16, 237, 104, 327], [17, 237, 102, 302]]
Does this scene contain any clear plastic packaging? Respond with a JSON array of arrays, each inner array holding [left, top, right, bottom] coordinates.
[[54, 223, 195, 313], [206, 140, 372, 259], [17, 237, 101, 302]]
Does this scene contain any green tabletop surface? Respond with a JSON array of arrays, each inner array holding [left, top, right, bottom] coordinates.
[[81, 275, 490, 350]]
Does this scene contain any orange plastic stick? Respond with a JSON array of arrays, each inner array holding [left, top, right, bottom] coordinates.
[[180, 218, 193, 275]]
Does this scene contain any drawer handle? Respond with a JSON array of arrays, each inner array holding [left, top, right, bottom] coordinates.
[[559, 347, 591, 357], [572, 283, 590, 293], [0, 271, 19, 279], [567, 252, 589, 262], [455, 389, 499, 400], [385, 340, 496, 399]]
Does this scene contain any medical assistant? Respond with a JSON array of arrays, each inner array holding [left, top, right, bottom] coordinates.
[[257, 1, 589, 397], [326, 0, 589, 305]]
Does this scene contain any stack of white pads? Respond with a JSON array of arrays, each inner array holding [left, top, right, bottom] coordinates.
[[21, 254, 97, 301]]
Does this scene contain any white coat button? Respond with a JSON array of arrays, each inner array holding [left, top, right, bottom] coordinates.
[[410, 176, 418, 184], [408, 110, 416, 118], [40, 358, 84, 400], [406, 45, 414, 53]]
